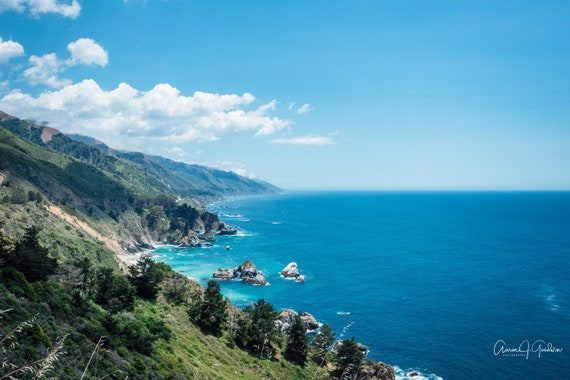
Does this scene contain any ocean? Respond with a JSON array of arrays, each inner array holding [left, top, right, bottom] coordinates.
[[154, 191, 570, 379]]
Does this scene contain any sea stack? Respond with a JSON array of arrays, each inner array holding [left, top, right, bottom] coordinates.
[[239, 260, 267, 285], [280, 262, 305, 282]]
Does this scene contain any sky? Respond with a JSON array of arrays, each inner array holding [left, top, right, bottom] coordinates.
[[0, 0, 569, 190]]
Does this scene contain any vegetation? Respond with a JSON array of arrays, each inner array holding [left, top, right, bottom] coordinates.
[[284, 313, 309, 367]]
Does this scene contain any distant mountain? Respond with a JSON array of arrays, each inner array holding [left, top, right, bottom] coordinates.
[[0, 111, 280, 201]]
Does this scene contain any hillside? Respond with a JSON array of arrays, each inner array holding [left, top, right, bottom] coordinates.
[[0, 110, 279, 203]]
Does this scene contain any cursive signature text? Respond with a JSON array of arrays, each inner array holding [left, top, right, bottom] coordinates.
[[494, 339, 563, 360]]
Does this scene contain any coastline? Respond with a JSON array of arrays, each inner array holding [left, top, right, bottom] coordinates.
[[154, 194, 446, 380]]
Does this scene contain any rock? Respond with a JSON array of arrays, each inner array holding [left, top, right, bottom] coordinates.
[[238, 260, 267, 285], [296, 274, 305, 283], [357, 360, 396, 380], [242, 271, 267, 285], [212, 259, 267, 285], [275, 309, 298, 333], [407, 371, 419, 377], [332, 340, 369, 356], [215, 222, 237, 236], [274, 309, 320, 333], [212, 268, 238, 280], [300, 312, 320, 331], [280, 262, 300, 278]]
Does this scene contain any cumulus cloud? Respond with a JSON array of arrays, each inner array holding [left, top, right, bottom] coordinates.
[[67, 38, 108, 67], [23, 53, 72, 88], [0, 79, 292, 150], [0, 0, 81, 18], [270, 135, 336, 146], [19, 38, 107, 88], [0, 37, 25, 64]]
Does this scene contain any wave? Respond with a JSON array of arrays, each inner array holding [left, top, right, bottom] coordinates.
[[271, 221, 282, 225], [394, 366, 443, 380], [337, 311, 351, 315]]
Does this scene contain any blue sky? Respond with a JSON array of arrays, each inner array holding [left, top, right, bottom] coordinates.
[[0, 0, 569, 190]]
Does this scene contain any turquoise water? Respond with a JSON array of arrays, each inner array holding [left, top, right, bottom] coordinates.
[[154, 191, 570, 379]]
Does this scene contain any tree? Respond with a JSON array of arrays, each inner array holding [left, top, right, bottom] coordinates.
[[189, 280, 227, 336], [284, 313, 308, 367], [239, 299, 278, 358], [93, 268, 136, 313], [0, 227, 57, 282], [128, 257, 167, 300], [311, 323, 335, 365], [335, 337, 364, 376]]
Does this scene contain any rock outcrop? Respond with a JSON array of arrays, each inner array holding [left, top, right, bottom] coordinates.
[[212, 260, 267, 285], [274, 309, 320, 333], [356, 360, 396, 380], [212, 268, 238, 280], [238, 260, 267, 285], [280, 262, 305, 282]]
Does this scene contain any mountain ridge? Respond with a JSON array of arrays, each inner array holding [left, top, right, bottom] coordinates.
[[0, 110, 280, 203]]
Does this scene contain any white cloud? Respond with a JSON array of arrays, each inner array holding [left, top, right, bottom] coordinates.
[[0, 37, 24, 64], [19, 38, 107, 88], [67, 38, 108, 67], [23, 53, 71, 88], [0, 0, 81, 18], [296, 103, 312, 114], [0, 79, 292, 151], [270, 135, 336, 146]]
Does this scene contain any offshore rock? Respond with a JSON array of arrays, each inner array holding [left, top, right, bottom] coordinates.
[[212, 267, 238, 280], [280, 262, 300, 278], [213, 260, 267, 285]]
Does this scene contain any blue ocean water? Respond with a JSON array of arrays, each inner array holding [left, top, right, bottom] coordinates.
[[154, 191, 570, 379]]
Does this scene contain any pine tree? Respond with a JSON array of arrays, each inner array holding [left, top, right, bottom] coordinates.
[[128, 257, 167, 300], [311, 323, 335, 364], [194, 280, 227, 336], [239, 299, 278, 358], [335, 337, 364, 375], [284, 313, 308, 367], [1, 227, 57, 282]]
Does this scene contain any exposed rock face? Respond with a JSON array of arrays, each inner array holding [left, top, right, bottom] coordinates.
[[280, 262, 300, 278], [280, 262, 305, 282], [212, 268, 238, 280], [238, 260, 267, 285], [215, 223, 238, 236], [212, 260, 266, 285], [357, 360, 396, 380], [274, 309, 320, 333]]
